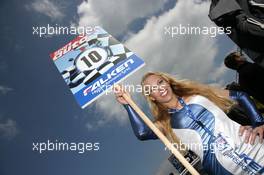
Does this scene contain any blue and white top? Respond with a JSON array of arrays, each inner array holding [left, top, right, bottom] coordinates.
[[124, 91, 264, 175]]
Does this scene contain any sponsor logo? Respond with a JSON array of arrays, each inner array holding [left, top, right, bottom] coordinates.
[[214, 134, 263, 175], [83, 58, 134, 96], [51, 35, 88, 61]]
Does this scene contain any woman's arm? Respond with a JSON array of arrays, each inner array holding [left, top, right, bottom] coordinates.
[[228, 90, 264, 127], [219, 89, 264, 144], [115, 85, 158, 141], [123, 104, 158, 141]]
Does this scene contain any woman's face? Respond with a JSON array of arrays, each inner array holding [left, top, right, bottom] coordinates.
[[143, 74, 174, 103]]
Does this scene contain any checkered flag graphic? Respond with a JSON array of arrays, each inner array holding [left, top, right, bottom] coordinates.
[[61, 33, 133, 89]]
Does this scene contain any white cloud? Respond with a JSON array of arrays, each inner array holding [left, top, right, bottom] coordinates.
[[94, 94, 130, 125], [125, 0, 225, 82], [0, 119, 18, 139], [0, 86, 13, 95], [27, 0, 64, 20], [77, 0, 168, 36]]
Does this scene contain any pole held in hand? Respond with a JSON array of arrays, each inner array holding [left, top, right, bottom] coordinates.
[[114, 85, 200, 175]]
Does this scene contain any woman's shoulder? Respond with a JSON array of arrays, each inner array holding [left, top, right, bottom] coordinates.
[[183, 94, 212, 106], [182, 95, 200, 103], [184, 90, 230, 101]]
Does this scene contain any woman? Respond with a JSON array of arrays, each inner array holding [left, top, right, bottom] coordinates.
[[115, 72, 264, 175]]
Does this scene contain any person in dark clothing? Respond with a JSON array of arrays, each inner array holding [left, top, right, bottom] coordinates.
[[209, 0, 264, 68], [224, 51, 264, 104]]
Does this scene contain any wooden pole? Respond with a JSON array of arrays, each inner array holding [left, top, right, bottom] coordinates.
[[115, 85, 200, 175]]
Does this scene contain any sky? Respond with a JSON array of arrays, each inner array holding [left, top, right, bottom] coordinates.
[[0, 0, 237, 174]]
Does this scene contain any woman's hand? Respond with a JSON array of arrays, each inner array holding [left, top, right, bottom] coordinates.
[[114, 85, 131, 105], [239, 125, 264, 144]]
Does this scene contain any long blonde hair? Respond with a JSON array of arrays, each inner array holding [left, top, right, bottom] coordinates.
[[141, 72, 234, 154]]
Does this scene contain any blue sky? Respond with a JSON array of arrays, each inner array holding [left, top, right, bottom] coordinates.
[[0, 0, 237, 174]]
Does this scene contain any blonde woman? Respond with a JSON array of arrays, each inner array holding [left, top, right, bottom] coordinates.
[[115, 72, 264, 175]]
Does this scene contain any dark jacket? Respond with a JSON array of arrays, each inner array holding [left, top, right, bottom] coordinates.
[[209, 0, 264, 68], [237, 61, 264, 104]]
